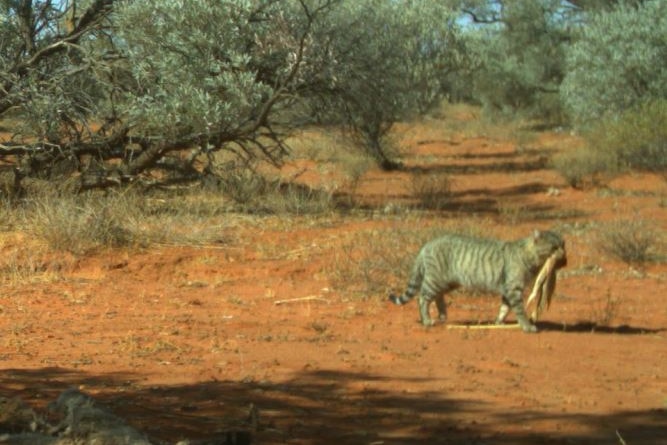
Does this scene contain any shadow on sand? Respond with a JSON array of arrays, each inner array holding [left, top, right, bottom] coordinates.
[[537, 321, 666, 335], [1, 367, 665, 444]]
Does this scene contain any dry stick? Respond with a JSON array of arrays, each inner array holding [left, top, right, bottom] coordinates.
[[615, 430, 627, 445], [446, 323, 521, 330], [274, 296, 329, 305]]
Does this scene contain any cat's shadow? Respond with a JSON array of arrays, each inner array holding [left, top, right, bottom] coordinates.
[[446, 320, 665, 335], [536, 320, 665, 335]]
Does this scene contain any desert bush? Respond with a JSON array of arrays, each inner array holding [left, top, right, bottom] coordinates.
[[2, 0, 465, 190], [462, 0, 570, 123], [2, 1, 346, 190], [309, 1, 463, 169], [551, 145, 619, 188], [410, 172, 453, 210], [286, 129, 373, 205], [596, 219, 660, 266], [218, 165, 269, 206], [553, 100, 667, 186], [216, 166, 335, 216], [585, 100, 667, 174], [561, 1, 667, 125]]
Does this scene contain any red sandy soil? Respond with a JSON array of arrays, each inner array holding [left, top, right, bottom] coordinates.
[[1, 121, 666, 444]]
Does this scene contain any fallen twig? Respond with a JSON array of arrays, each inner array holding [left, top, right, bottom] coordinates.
[[274, 296, 329, 305], [446, 323, 521, 330], [616, 430, 627, 445]]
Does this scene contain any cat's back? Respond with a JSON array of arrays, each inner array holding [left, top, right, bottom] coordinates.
[[424, 232, 507, 259], [421, 233, 512, 287]]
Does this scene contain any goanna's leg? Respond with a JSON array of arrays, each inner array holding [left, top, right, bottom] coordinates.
[[495, 296, 511, 324], [505, 287, 537, 333]]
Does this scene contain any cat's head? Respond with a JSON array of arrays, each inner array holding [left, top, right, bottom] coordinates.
[[531, 230, 567, 269]]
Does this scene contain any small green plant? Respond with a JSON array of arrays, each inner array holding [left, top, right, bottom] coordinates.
[[597, 219, 658, 266]]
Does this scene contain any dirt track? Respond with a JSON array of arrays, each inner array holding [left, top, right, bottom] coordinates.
[[1, 123, 666, 444]]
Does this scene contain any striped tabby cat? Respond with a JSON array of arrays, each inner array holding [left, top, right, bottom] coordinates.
[[389, 230, 567, 333]]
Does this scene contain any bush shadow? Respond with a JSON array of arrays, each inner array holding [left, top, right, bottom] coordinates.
[[333, 144, 589, 221], [2, 367, 665, 444]]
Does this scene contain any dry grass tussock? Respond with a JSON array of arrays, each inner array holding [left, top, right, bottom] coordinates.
[[285, 128, 374, 199], [1, 189, 245, 256], [0, 233, 65, 286], [589, 290, 623, 328], [410, 171, 453, 211]]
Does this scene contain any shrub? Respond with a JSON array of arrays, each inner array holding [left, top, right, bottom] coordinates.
[[590, 291, 622, 327], [329, 227, 435, 299], [218, 165, 268, 206], [586, 100, 667, 174], [552, 100, 667, 186], [561, 1, 667, 125], [597, 219, 659, 266], [551, 145, 619, 188], [410, 172, 452, 210], [463, 1, 570, 123]]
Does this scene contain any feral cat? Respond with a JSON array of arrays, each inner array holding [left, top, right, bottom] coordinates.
[[389, 230, 566, 333]]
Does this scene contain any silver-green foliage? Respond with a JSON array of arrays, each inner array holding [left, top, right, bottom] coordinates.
[[115, 0, 461, 169], [462, 0, 570, 121], [308, 0, 462, 168], [0, 0, 113, 142], [114, 0, 321, 157], [561, 0, 667, 125], [587, 99, 667, 173], [2, 0, 464, 190]]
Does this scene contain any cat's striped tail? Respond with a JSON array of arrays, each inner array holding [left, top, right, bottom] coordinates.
[[389, 259, 423, 305]]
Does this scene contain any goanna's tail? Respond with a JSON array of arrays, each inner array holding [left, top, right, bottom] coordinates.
[[388, 259, 424, 305]]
